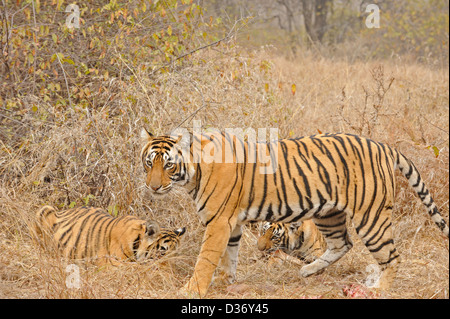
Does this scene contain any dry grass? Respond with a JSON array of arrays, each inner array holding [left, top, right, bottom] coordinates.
[[0, 45, 448, 299]]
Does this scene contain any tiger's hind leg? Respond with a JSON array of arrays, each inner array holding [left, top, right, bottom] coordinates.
[[354, 206, 400, 289], [300, 211, 353, 277]]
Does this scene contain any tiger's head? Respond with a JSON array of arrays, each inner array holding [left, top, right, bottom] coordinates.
[[140, 128, 194, 196], [257, 221, 326, 262], [138, 226, 186, 260], [257, 222, 293, 253]]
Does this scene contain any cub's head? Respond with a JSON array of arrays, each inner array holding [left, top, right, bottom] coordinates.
[[140, 128, 192, 196], [257, 222, 303, 253], [257, 222, 289, 253], [258, 221, 325, 261], [138, 226, 186, 260]]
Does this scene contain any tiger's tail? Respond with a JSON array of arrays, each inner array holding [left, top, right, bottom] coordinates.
[[396, 151, 449, 238]]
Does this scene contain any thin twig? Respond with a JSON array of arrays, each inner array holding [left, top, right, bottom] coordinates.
[[149, 17, 247, 76], [55, 53, 73, 110], [150, 35, 231, 76], [172, 80, 207, 130], [31, 0, 37, 95], [422, 116, 449, 135]]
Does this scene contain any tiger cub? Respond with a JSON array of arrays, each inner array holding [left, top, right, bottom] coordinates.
[[147, 227, 186, 259], [258, 221, 326, 263], [35, 205, 186, 265]]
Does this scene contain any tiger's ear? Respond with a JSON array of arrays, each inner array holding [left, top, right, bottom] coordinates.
[[288, 222, 302, 233], [145, 221, 160, 237], [174, 227, 186, 236], [130, 220, 147, 234], [141, 128, 154, 142], [169, 131, 191, 153]]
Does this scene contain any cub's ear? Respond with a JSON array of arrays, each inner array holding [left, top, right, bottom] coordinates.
[[145, 221, 160, 237], [141, 128, 154, 142], [131, 220, 147, 232], [288, 222, 302, 233], [174, 227, 186, 236]]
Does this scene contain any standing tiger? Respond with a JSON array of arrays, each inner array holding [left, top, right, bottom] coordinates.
[[258, 221, 326, 263], [140, 130, 449, 297], [35, 205, 186, 265]]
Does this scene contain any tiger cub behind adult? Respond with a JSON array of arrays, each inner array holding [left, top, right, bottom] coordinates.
[[258, 221, 326, 263], [35, 206, 185, 265]]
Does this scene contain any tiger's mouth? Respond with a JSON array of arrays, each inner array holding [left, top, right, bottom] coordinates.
[[151, 188, 171, 196], [266, 246, 288, 254], [146, 184, 173, 196], [260, 246, 287, 260]]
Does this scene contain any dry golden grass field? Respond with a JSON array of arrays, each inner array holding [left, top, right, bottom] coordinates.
[[1, 43, 448, 299]]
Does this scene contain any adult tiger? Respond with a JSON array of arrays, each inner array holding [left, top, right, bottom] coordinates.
[[258, 221, 326, 263], [140, 129, 449, 297], [35, 205, 186, 265]]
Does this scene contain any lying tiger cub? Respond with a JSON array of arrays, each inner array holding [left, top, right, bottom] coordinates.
[[35, 205, 186, 265], [258, 221, 326, 264]]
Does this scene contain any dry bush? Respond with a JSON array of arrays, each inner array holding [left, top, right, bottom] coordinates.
[[0, 43, 448, 298]]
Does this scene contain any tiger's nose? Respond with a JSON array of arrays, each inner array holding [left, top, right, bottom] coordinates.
[[150, 185, 161, 191]]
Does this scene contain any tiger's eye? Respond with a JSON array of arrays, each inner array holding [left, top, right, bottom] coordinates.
[[165, 162, 174, 169]]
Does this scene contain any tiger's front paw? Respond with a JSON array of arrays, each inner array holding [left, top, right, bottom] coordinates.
[[178, 284, 201, 299], [178, 277, 208, 299]]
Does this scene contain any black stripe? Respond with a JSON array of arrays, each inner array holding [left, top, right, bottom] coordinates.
[[280, 141, 292, 179], [364, 218, 391, 247], [228, 234, 242, 244], [348, 140, 366, 210], [412, 177, 421, 188], [293, 140, 312, 172], [404, 162, 413, 179], [355, 139, 378, 233], [369, 239, 394, 253], [265, 204, 274, 221], [253, 164, 268, 221], [292, 157, 311, 199], [84, 212, 109, 258], [278, 165, 294, 219], [312, 153, 332, 197], [245, 158, 258, 212], [72, 211, 100, 258], [198, 184, 217, 213]]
